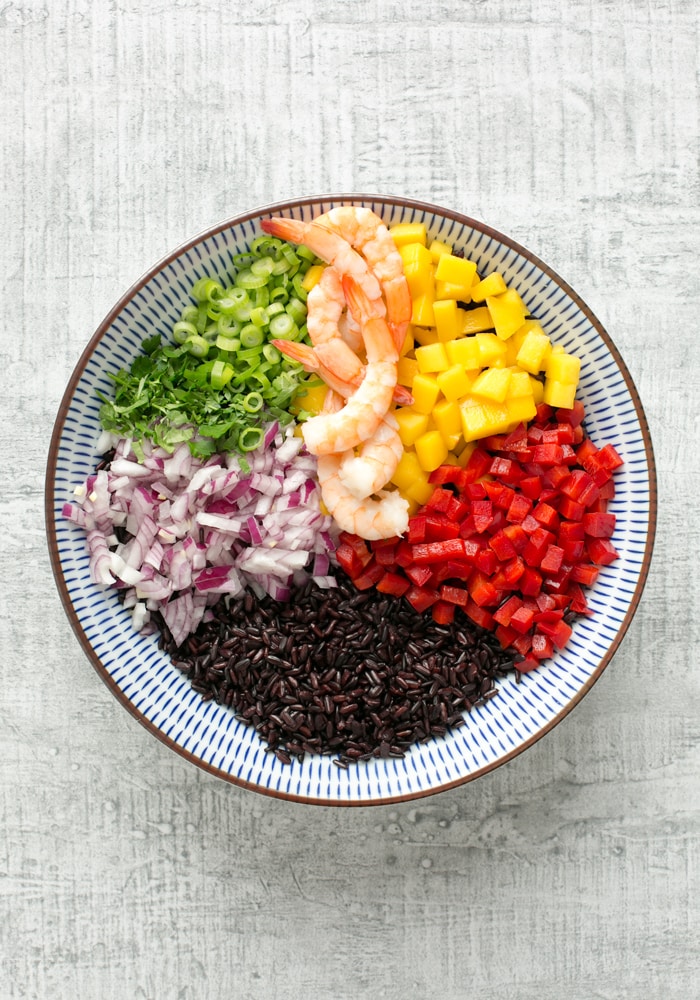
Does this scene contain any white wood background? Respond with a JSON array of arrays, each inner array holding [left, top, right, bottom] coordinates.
[[1, 1, 698, 997]]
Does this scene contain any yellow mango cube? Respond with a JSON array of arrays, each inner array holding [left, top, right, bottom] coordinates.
[[459, 398, 510, 442], [486, 288, 528, 340], [476, 333, 508, 366], [445, 336, 481, 370], [435, 279, 473, 302], [404, 261, 435, 299], [397, 356, 419, 387], [406, 476, 435, 505], [471, 272, 507, 302], [290, 381, 328, 416], [431, 398, 462, 441], [411, 373, 442, 413], [415, 342, 450, 373], [461, 306, 494, 335], [437, 363, 474, 402], [507, 370, 533, 398], [433, 299, 466, 342], [394, 407, 430, 447], [411, 291, 435, 327], [470, 366, 512, 403], [390, 223, 427, 247], [415, 430, 449, 472], [435, 254, 478, 287], [390, 449, 425, 491], [505, 394, 537, 425], [530, 375, 545, 403], [413, 325, 440, 347], [516, 328, 552, 374], [429, 239, 453, 261], [301, 264, 325, 292], [546, 352, 581, 384], [398, 242, 433, 267], [543, 378, 576, 409]]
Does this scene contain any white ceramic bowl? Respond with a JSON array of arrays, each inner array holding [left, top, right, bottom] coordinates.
[[46, 195, 657, 805]]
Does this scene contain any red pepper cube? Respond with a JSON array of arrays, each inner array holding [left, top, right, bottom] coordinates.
[[425, 515, 461, 542], [555, 422, 576, 444], [352, 558, 385, 590], [523, 527, 555, 566], [459, 515, 476, 538], [495, 624, 520, 649], [596, 443, 624, 471], [509, 605, 536, 634], [462, 538, 482, 563], [520, 513, 541, 533], [582, 512, 617, 538], [446, 496, 470, 521], [527, 425, 545, 444], [516, 656, 540, 673], [540, 544, 565, 574], [376, 572, 410, 597], [543, 464, 570, 490], [374, 544, 399, 568], [489, 509, 507, 533], [445, 558, 477, 578], [519, 476, 543, 500], [511, 633, 533, 656], [464, 482, 487, 500], [489, 530, 517, 561], [542, 427, 560, 445], [520, 566, 543, 596], [339, 531, 372, 557], [471, 499, 494, 533], [558, 497, 585, 521], [394, 540, 414, 568], [531, 632, 555, 660], [560, 469, 593, 501], [560, 444, 577, 465], [558, 521, 585, 543], [439, 584, 470, 606], [482, 433, 508, 451], [575, 436, 599, 469], [428, 465, 465, 486], [474, 547, 498, 575], [532, 502, 559, 530], [534, 403, 554, 425], [408, 515, 427, 544], [464, 598, 495, 631], [598, 479, 616, 500], [502, 556, 525, 586], [587, 537, 620, 565], [405, 585, 440, 613], [431, 561, 458, 585], [561, 538, 585, 561], [405, 564, 434, 587], [493, 595, 522, 626], [489, 456, 523, 484], [550, 618, 573, 649], [587, 497, 609, 514], [426, 486, 455, 514], [431, 600, 455, 625], [536, 592, 557, 612], [469, 572, 500, 607], [462, 447, 492, 484], [412, 538, 467, 564], [483, 481, 516, 510], [578, 479, 601, 508], [502, 423, 528, 449], [506, 493, 533, 523], [568, 583, 591, 614], [503, 524, 529, 553], [335, 543, 366, 579], [556, 399, 585, 427]]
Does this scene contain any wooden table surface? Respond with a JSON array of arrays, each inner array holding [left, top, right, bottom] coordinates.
[[2, 1, 697, 997]]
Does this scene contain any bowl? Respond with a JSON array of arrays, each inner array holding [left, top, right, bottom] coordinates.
[[45, 194, 657, 805]]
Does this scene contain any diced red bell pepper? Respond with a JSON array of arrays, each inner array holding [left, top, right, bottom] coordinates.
[[520, 566, 543, 596], [550, 618, 573, 649], [445, 496, 470, 521], [405, 564, 434, 587], [587, 537, 620, 565], [352, 558, 385, 590], [439, 584, 470, 607], [527, 425, 544, 444], [523, 527, 555, 567], [483, 480, 516, 510], [474, 547, 497, 575], [554, 422, 576, 444], [519, 475, 543, 500], [444, 558, 477, 577], [411, 538, 467, 564], [394, 540, 414, 568], [506, 493, 533, 523], [489, 456, 523, 484], [335, 543, 367, 578], [428, 465, 467, 487], [511, 633, 533, 656], [556, 399, 585, 427], [558, 497, 585, 521], [464, 598, 495, 630], [561, 538, 585, 561], [542, 464, 570, 489], [531, 632, 555, 659], [376, 571, 410, 597], [408, 515, 427, 543], [502, 423, 529, 450], [582, 512, 616, 538], [516, 656, 540, 673], [489, 529, 517, 561], [462, 447, 492, 483], [501, 556, 525, 585], [495, 623, 520, 649], [431, 600, 455, 625], [339, 532, 372, 558], [596, 443, 624, 471], [534, 403, 554, 425], [463, 482, 487, 500], [531, 443, 564, 466], [509, 604, 536, 635], [405, 585, 440, 613], [471, 499, 494, 533], [470, 571, 500, 607], [540, 544, 565, 574], [462, 538, 482, 563], [425, 514, 461, 541], [532, 502, 559, 530], [493, 595, 522, 626], [536, 592, 557, 612], [426, 486, 455, 513], [374, 544, 398, 568], [502, 524, 529, 553], [568, 583, 591, 614], [558, 520, 585, 542]]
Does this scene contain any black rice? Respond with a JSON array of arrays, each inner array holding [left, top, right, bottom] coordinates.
[[156, 572, 517, 766]]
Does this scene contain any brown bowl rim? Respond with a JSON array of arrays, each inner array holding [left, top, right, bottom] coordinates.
[[45, 193, 658, 806]]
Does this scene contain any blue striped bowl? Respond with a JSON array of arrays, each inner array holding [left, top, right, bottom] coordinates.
[[46, 195, 656, 805]]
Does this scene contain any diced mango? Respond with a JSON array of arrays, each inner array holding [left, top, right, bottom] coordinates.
[[411, 291, 435, 327], [543, 378, 576, 409], [486, 288, 528, 340], [505, 394, 537, 425], [394, 407, 430, 447], [390, 449, 425, 491], [516, 328, 552, 374], [415, 430, 449, 472], [529, 375, 545, 403], [301, 264, 325, 292], [413, 325, 440, 347], [471, 272, 507, 302], [470, 366, 512, 403], [411, 373, 442, 413], [431, 398, 462, 441], [460, 398, 510, 442], [429, 239, 453, 261], [404, 262, 435, 299], [437, 363, 474, 402], [507, 370, 533, 398], [397, 356, 419, 387], [405, 476, 435, 505], [290, 381, 327, 416], [461, 306, 494, 335], [476, 333, 508, 366], [433, 299, 466, 342], [546, 352, 581, 384], [445, 336, 481, 370], [456, 440, 477, 466], [435, 279, 473, 302], [390, 223, 427, 247], [435, 254, 478, 287], [399, 242, 433, 267], [415, 342, 450, 373]]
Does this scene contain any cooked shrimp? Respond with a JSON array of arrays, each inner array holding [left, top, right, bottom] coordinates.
[[306, 265, 366, 376], [338, 411, 403, 499], [314, 206, 412, 351], [317, 452, 409, 540], [297, 275, 398, 455]]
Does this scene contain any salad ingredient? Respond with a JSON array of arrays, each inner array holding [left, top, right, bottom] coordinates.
[[98, 237, 322, 459], [317, 451, 410, 540], [63, 426, 337, 645], [313, 206, 412, 350], [337, 403, 622, 671], [338, 412, 404, 499], [163, 571, 516, 766]]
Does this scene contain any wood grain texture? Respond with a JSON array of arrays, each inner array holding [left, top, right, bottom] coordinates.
[[1, 0, 698, 997]]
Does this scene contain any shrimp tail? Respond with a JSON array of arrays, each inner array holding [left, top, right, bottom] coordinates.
[[260, 217, 307, 244], [271, 339, 321, 372]]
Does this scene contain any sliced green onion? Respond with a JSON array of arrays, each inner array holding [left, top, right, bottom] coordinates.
[[251, 256, 275, 277], [263, 344, 282, 364], [215, 334, 241, 352], [250, 235, 283, 257], [297, 244, 317, 263], [286, 296, 308, 325], [192, 277, 224, 302], [269, 286, 289, 304], [269, 312, 298, 340], [173, 321, 198, 345], [186, 335, 210, 358], [236, 345, 264, 362], [249, 306, 268, 328], [210, 360, 234, 390], [239, 324, 264, 348], [239, 427, 263, 452], [180, 305, 199, 324], [243, 391, 263, 413], [231, 301, 252, 323], [266, 301, 285, 318], [235, 268, 268, 290]]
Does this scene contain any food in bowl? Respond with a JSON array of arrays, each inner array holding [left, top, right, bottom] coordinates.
[[60, 202, 628, 770]]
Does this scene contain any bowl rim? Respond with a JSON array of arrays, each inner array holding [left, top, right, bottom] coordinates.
[[45, 192, 658, 806]]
